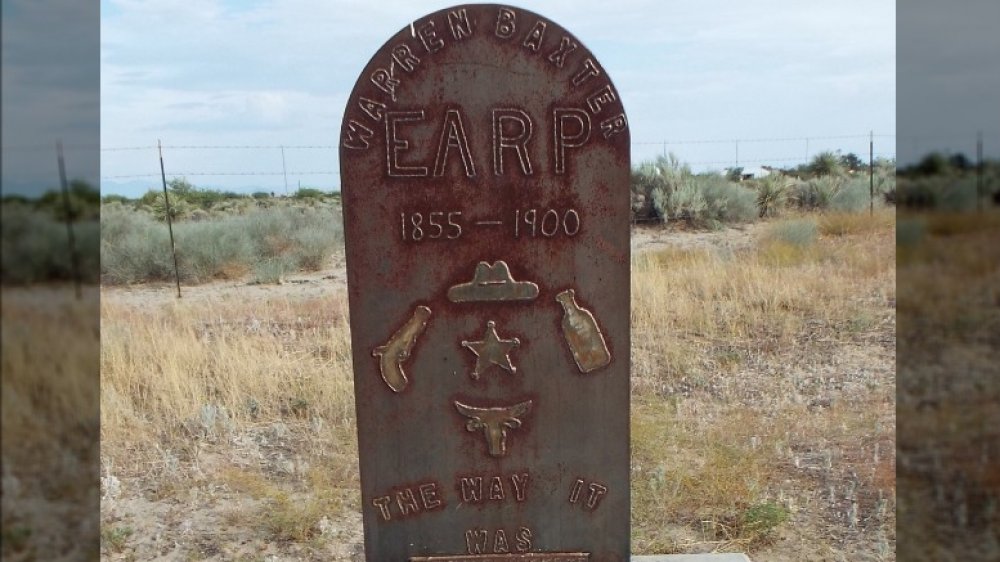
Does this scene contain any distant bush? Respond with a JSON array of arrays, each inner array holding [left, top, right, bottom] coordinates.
[[102, 194, 131, 205], [654, 174, 756, 228], [294, 187, 327, 199], [1, 204, 99, 284], [791, 176, 840, 210], [762, 217, 818, 247], [631, 155, 687, 222], [830, 178, 872, 212], [101, 205, 344, 284], [896, 218, 926, 247], [937, 177, 980, 211], [633, 155, 756, 228], [752, 174, 791, 218]]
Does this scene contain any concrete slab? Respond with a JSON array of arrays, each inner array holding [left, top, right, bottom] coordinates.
[[632, 553, 750, 562]]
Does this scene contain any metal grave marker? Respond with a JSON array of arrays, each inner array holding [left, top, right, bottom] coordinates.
[[340, 5, 630, 561]]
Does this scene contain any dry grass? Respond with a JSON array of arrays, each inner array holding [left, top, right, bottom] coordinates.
[[630, 210, 895, 556], [896, 209, 1000, 562], [819, 210, 896, 237], [100, 210, 897, 560], [100, 293, 362, 558], [2, 286, 100, 560], [101, 295, 355, 449]]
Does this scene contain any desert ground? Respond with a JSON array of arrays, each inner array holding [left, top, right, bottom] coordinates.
[[95, 214, 896, 561]]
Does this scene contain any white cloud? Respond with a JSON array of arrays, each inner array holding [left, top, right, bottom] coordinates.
[[101, 0, 897, 187]]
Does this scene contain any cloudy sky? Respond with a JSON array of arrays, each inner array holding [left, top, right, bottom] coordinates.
[[93, 0, 902, 194], [1, 0, 99, 196]]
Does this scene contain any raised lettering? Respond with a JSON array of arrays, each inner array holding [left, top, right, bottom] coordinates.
[[419, 482, 443, 509], [495, 8, 516, 39], [586, 483, 609, 509], [343, 120, 374, 150], [492, 109, 533, 176], [553, 108, 591, 174], [391, 44, 421, 72], [568, 478, 584, 504], [600, 113, 628, 139], [370, 68, 399, 101], [586, 84, 617, 114], [372, 495, 392, 521], [515, 527, 533, 552], [448, 9, 473, 40], [548, 36, 577, 68], [571, 58, 601, 87], [493, 529, 510, 554], [385, 111, 429, 177], [433, 109, 477, 177], [460, 476, 484, 503], [522, 20, 547, 52], [489, 476, 505, 500], [510, 472, 529, 502], [465, 528, 489, 554], [358, 97, 386, 122], [417, 20, 444, 53], [396, 488, 420, 515]]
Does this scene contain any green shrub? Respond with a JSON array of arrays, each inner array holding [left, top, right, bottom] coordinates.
[[938, 177, 979, 211], [100, 207, 175, 284], [807, 151, 845, 177], [896, 218, 926, 247], [896, 178, 939, 209], [100, 205, 344, 284], [631, 154, 688, 222], [294, 187, 327, 199], [753, 174, 790, 217], [830, 178, 872, 212], [762, 218, 818, 247], [792, 176, 842, 210], [652, 173, 756, 228], [740, 501, 790, 544], [1, 204, 100, 284]]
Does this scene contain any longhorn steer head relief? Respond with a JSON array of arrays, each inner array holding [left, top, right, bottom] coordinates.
[[454, 399, 533, 457]]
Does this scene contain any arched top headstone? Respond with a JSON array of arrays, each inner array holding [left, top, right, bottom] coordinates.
[[340, 5, 630, 560]]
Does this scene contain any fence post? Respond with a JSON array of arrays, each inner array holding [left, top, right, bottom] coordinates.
[[869, 131, 875, 216], [281, 144, 289, 195], [56, 140, 82, 299], [976, 131, 984, 213], [158, 139, 182, 298]]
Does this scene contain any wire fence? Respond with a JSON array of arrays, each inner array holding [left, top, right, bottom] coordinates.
[[10, 131, 1000, 194]]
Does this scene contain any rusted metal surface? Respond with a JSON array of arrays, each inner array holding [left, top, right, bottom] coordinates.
[[340, 5, 630, 561]]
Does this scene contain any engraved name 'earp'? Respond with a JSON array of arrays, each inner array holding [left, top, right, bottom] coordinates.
[[344, 106, 614, 178]]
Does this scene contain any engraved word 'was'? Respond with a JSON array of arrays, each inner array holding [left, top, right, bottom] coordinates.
[[465, 526, 533, 555]]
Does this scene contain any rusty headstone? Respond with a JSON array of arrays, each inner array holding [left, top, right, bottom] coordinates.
[[340, 5, 630, 560]]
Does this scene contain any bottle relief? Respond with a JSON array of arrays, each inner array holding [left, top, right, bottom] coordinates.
[[556, 289, 611, 373]]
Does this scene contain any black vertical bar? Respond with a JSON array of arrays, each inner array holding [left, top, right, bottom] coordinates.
[[56, 140, 82, 299], [869, 131, 875, 216], [158, 140, 182, 298], [976, 131, 983, 213]]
